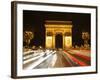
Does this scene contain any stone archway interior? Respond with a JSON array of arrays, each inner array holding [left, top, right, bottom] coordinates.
[[55, 33, 63, 48]]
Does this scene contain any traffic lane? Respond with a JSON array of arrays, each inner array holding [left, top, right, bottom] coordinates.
[[34, 53, 55, 68], [53, 51, 72, 67], [66, 50, 91, 65], [34, 51, 72, 68]]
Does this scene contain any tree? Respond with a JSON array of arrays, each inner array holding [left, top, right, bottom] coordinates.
[[24, 31, 34, 48], [82, 32, 90, 49]]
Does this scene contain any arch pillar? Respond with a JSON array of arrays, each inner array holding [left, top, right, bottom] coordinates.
[[52, 33, 55, 49], [62, 33, 65, 49]]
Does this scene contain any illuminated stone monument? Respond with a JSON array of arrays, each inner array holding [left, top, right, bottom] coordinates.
[[45, 20, 72, 49]]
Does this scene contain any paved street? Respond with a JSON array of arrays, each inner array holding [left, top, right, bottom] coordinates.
[[23, 49, 91, 69]]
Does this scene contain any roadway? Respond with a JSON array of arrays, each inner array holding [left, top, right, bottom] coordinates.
[[23, 49, 91, 69]]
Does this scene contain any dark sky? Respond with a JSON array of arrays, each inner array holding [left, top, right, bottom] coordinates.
[[23, 10, 91, 47]]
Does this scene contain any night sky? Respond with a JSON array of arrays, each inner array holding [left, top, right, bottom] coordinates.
[[23, 10, 91, 47]]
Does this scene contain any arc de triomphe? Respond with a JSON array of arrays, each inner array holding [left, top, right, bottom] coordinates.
[[45, 20, 72, 49]]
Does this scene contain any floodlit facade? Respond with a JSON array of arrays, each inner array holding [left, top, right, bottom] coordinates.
[[45, 20, 72, 49]]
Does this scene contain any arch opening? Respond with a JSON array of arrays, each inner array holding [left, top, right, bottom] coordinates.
[[55, 34, 63, 48]]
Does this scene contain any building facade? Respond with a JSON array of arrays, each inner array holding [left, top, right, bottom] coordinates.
[[45, 20, 72, 49]]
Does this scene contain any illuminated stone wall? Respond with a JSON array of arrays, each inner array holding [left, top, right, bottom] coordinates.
[[45, 21, 72, 49]]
